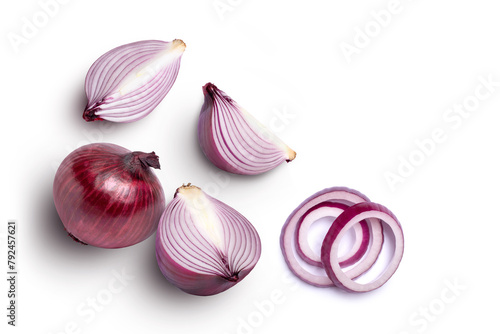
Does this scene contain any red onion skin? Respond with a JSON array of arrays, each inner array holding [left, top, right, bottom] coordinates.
[[53, 143, 165, 248]]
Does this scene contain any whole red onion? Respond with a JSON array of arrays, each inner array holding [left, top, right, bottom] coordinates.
[[53, 143, 166, 248]]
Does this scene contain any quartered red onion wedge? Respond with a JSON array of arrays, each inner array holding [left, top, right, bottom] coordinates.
[[280, 187, 404, 292]]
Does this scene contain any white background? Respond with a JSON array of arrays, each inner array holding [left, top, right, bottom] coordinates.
[[2, 0, 500, 333]]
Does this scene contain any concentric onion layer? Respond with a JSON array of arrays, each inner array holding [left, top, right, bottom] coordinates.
[[83, 39, 185, 123], [156, 185, 261, 296], [280, 187, 384, 287], [198, 83, 296, 175], [53, 143, 166, 248], [295, 202, 370, 268], [321, 202, 404, 292]]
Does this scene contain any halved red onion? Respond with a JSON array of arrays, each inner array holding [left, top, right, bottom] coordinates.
[[53, 143, 166, 248], [295, 202, 370, 268], [83, 39, 185, 123], [280, 187, 383, 287], [197, 83, 296, 175], [156, 184, 261, 296], [321, 202, 404, 292]]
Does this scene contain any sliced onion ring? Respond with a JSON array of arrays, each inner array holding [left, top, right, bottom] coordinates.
[[295, 202, 370, 268], [321, 202, 404, 293], [280, 187, 384, 287]]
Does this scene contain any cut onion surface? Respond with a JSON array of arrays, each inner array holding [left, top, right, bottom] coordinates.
[[156, 184, 261, 296], [83, 39, 185, 123], [197, 83, 296, 175]]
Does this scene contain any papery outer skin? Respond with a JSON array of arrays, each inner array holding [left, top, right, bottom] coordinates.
[[197, 83, 296, 175], [321, 202, 404, 292], [155, 185, 261, 296], [83, 39, 185, 123], [279, 186, 383, 287], [53, 143, 166, 248]]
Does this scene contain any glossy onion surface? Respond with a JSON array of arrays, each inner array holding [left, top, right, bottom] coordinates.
[[53, 143, 166, 248]]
